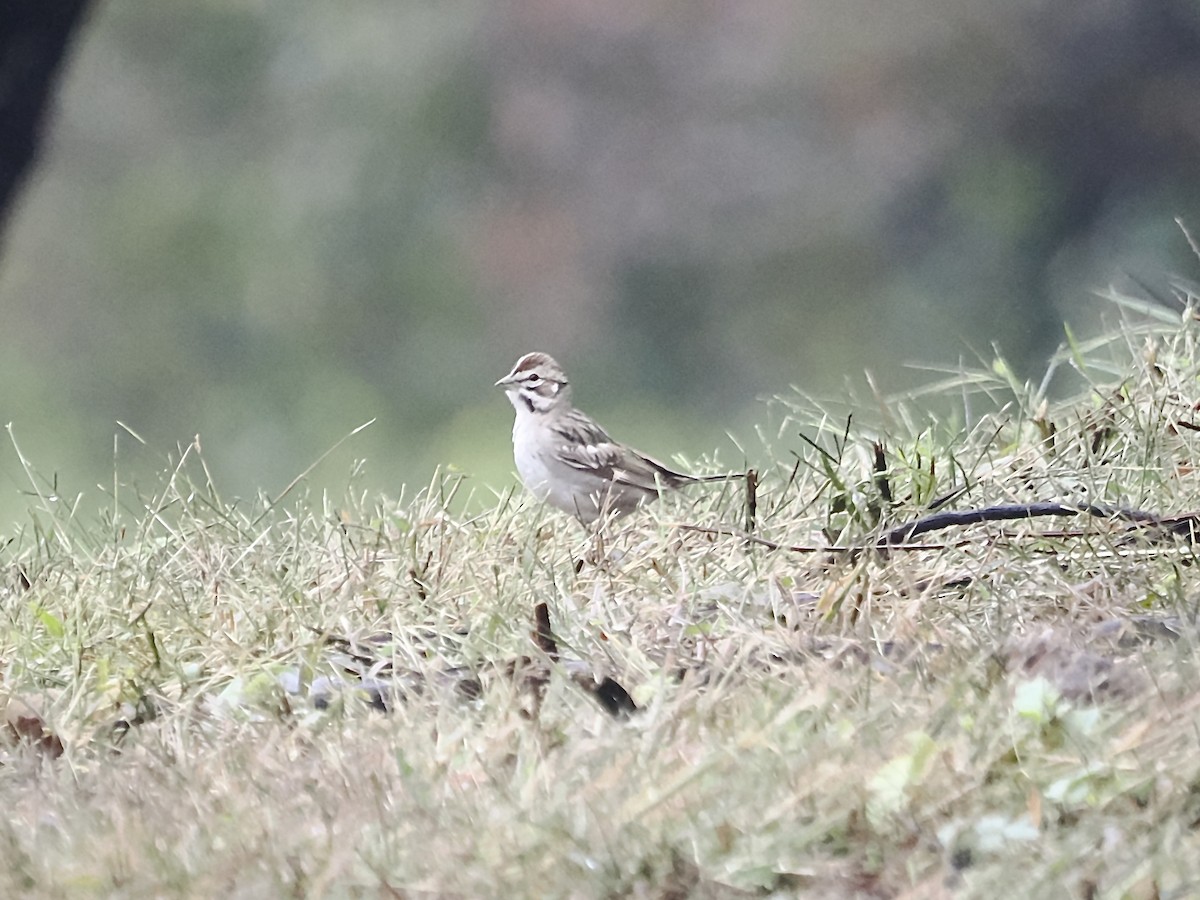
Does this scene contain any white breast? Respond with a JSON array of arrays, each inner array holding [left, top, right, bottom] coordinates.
[[510, 413, 606, 521]]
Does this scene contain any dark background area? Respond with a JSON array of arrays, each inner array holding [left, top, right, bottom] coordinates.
[[0, 1, 91, 232], [2, 0, 1199, 525]]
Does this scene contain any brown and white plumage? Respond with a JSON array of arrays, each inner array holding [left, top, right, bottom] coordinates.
[[495, 351, 738, 522]]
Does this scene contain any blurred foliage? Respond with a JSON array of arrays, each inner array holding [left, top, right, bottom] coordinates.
[[1, 0, 1199, 526]]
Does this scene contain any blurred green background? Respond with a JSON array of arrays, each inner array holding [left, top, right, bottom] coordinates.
[[2, 1, 1199, 526]]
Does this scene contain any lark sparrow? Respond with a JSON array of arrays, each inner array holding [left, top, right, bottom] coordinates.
[[496, 351, 740, 523]]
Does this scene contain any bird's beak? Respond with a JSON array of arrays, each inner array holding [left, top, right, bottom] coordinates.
[[494, 374, 514, 388]]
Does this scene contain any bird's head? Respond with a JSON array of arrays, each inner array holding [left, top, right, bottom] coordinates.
[[495, 352, 571, 414]]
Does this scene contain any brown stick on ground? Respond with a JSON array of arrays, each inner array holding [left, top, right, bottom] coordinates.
[[877, 502, 1184, 546], [532, 602, 558, 661], [678, 503, 1200, 553], [531, 602, 638, 717]]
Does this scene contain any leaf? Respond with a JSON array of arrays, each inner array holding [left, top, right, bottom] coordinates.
[[31, 604, 64, 638]]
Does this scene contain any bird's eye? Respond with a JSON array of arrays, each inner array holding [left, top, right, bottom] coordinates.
[[526, 373, 541, 384]]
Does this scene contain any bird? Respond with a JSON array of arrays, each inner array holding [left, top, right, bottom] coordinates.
[[495, 351, 741, 523]]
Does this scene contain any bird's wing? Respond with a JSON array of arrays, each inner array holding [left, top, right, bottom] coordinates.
[[551, 413, 687, 492]]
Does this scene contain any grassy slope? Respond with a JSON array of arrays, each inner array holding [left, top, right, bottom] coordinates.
[[2, 313, 1200, 898]]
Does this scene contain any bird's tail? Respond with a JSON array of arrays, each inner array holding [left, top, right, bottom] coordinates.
[[689, 471, 749, 483]]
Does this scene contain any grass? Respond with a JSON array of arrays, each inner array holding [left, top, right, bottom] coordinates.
[[4, 306, 1200, 898]]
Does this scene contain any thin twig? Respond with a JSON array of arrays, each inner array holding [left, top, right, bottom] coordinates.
[[743, 469, 758, 534], [675, 524, 975, 553], [679, 502, 1200, 554]]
